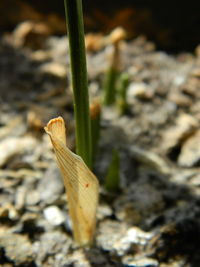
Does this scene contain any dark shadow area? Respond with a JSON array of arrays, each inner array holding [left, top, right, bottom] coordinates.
[[1, 0, 200, 52]]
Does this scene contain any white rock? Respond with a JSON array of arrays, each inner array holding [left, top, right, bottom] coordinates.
[[126, 227, 153, 244], [43, 206, 65, 226]]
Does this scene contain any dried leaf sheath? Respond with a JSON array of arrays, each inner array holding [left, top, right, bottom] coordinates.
[[44, 117, 99, 245]]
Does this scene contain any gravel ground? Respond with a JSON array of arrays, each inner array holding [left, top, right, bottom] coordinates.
[[1, 23, 200, 267]]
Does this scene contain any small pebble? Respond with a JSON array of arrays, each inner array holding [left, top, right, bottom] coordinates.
[[43, 205, 65, 226]]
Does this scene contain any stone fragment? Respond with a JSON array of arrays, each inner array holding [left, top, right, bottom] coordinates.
[[178, 130, 200, 167]]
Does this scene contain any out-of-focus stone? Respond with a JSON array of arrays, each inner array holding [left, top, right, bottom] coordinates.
[[0, 232, 34, 265], [191, 68, 200, 78], [0, 204, 19, 220], [97, 220, 152, 256], [115, 183, 164, 224], [0, 136, 37, 167], [130, 146, 170, 174], [0, 115, 25, 139], [12, 21, 51, 49], [38, 163, 64, 204], [33, 231, 71, 265], [126, 227, 153, 244], [30, 50, 51, 62], [97, 203, 113, 220], [178, 130, 200, 167], [127, 82, 154, 101], [168, 92, 192, 107], [39, 62, 67, 78], [26, 190, 40, 206], [161, 114, 198, 154], [181, 77, 200, 97], [97, 220, 129, 255]]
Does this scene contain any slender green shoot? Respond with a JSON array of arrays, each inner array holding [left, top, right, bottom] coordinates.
[[103, 66, 119, 105], [117, 73, 129, 115], [103, 41, 120, 106], [104, 149, 120, 192], [103, 27, 126, 106], [64, 0, 92, 168]]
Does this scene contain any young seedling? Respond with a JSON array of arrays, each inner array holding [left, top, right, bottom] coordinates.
[[64, 0, 92, 168], [45, 117, 99, 246], [103, 27, 126, 106], [104, 149, 120, 192], [117, 73, 130, 115], [103, 45, 119, 106]]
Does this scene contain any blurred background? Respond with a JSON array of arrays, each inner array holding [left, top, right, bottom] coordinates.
[[1, 0, 200, 52], [1, 1, 200, 266]]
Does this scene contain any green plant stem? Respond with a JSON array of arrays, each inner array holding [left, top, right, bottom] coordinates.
[[117, 73, 129, 114], [64, 0, 91, 168], [105, 149, 120, 192], [103, 67, 118, 105]]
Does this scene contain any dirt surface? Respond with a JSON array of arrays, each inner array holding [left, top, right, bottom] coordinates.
[[1, 24, 200, 267]]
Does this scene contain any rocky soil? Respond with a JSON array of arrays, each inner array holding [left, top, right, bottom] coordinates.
[[1, 22, 200, 267]]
